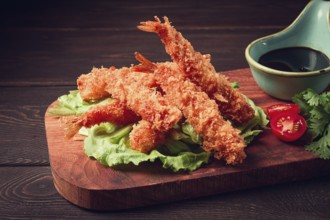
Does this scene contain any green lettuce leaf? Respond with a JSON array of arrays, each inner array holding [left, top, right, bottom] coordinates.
[[84, 122, 211, 172], [47, 90, 110, 115], [237, 96, 268, 144]]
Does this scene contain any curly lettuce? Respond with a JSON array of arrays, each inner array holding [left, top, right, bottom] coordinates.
[[47, 90, 111, 116], [83, 122, 210, 172]]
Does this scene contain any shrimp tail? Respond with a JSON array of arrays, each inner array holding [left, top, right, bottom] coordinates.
[[137, 16, 164, 33], [133, 52, 157, 72], [138, 16, 255, 125], [63, 116, 83, 139]]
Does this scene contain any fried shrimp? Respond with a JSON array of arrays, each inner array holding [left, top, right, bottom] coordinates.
[[158, 63, 246, 164], [65, 99, 165, 153], [129, 120, 166, 153], [138, 16, 254, 125], [77, 66, 157, 102], [104, 67, 182, 132], [135, 54, 246, 164], [65, 99, 140, 138], [74, 64, 180, 152], [77, 67, 114, 102]]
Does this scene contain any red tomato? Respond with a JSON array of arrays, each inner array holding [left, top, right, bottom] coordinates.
[[270, 112, 307, 142], [266, 103, 300, 118]]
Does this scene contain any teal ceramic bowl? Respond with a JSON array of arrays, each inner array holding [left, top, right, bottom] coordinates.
[[245, 0, 330, 100]]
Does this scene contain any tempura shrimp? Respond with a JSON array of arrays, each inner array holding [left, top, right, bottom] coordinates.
[[138, 16, 254, 125], [77, 67, 113, 102], [65, 99, 140, 138], [75, 65, 179, 152], [134, 53, 246, 164], [129, 120, 166, 153], [103, 67, 182, 132], [77, 66, 157, 102]]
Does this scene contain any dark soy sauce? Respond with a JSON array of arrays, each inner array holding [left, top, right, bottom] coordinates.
[[258, 47, 330, 72]]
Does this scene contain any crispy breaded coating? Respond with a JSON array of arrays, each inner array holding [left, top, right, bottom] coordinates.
[[65, 99, 140, 138], [138, 16, 254, 125], [104, 67, 182, 132], [77, 67, 114, 102], [77, 66, 157, 102], [150, 61, 246, 164], [157, 63, 246, 164], [129, 120, 166, 153], [75, 66, 178, 152]]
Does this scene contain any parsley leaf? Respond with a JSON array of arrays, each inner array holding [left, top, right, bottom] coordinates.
[[293, 89, 330, 159], [305, 124, 330, 159]]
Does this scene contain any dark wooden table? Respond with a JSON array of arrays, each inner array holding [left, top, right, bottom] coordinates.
[[1, 0, 330, 219]]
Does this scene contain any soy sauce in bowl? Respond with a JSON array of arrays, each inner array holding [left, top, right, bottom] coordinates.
[[258, 47, 330, 72]]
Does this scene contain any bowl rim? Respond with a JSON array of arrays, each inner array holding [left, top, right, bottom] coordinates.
[[245, 38, 330, 78], [245, 0, 330, 78]]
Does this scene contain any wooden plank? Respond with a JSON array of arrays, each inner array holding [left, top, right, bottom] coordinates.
[[44, 68, 330, 211], [0, 86, 75, 166], [0, 0, 308, 29], [1, 167, 330, 218]]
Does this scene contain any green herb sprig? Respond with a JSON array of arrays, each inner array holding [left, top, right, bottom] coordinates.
[[293, 89, 330, 159]]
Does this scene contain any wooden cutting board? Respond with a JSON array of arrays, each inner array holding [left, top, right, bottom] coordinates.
[[45, 68, 330, 211]]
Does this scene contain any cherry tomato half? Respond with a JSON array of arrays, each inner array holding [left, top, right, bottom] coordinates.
[[270, 112, 307, 142], [266, 103, 300, 119]]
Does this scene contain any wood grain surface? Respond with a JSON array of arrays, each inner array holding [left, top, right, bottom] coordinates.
[[0, 0, 308, 86], [3, 0, 330, 218], [45, 68, 330, 211]]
